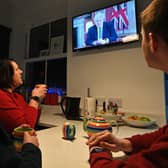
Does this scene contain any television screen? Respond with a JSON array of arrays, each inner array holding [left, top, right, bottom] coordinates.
[[72, 0, 139, 52]]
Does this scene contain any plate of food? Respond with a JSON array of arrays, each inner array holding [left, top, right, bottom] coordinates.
[[122, 114, 156, 128]]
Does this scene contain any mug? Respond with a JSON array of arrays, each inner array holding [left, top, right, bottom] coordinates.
[[62, 122, 76, 140], [13, 127, 35, 152], [83, 117, 112, 137], [60, 96, 81, 120]]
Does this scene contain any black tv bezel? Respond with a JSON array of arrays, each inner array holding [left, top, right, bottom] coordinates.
[[72, 0, 139, 52]]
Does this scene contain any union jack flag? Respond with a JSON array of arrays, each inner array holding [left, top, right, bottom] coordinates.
[[106, 3, 128, 31]]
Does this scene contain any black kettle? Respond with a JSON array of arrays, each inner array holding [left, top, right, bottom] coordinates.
[[60, 96, 81, 120]]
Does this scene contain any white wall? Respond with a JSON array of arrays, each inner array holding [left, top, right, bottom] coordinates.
[[9, 0, 166, 123], [68, 46, 165, 116]]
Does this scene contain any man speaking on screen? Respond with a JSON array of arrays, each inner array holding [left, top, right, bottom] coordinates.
[[86, 11, 118, 46]]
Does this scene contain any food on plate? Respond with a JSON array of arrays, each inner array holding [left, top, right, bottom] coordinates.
[[127, 115, 151, 122]]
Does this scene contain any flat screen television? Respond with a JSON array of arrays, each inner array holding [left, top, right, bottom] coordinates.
[[72, 0, 139, 52]]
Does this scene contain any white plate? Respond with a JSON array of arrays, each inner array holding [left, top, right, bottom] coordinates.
[[122, 114, 156, 128]]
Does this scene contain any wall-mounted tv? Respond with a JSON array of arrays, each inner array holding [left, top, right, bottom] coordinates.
[[72, 0, 139, 52]]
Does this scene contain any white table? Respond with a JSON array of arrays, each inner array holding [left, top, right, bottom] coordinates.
[[37, 105, 159, 168]]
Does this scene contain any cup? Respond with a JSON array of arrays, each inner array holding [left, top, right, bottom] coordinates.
[[83, 117, 112, 137], [62, 122, 76, 140], [13, 127, 35, 152]]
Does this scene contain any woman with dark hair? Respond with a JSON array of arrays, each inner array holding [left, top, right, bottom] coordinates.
[[0, 59, 47, 133]]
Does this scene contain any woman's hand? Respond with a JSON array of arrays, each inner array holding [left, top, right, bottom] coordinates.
[[29, 86, 47, 109], [31, 86, 47, 99], [86, 130, 132, 153], [23, 131, 39, 148]]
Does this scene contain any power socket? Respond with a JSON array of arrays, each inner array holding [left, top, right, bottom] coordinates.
[[108, 98, 122, 107]]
